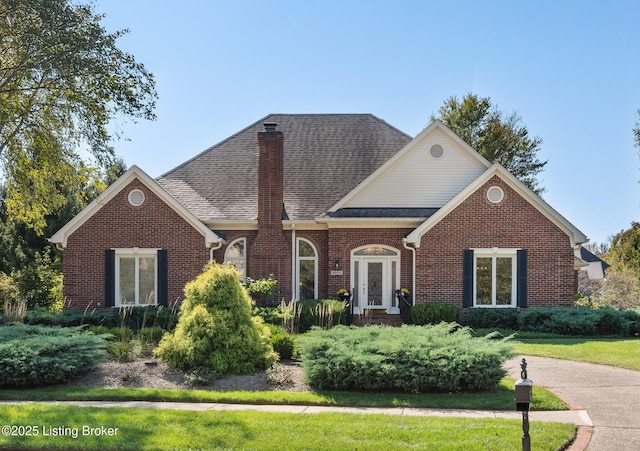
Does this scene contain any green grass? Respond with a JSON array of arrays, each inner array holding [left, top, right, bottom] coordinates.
[[0, 376, 566, 411], [0, 404, 575, 450], [515, 338, 640, 371]]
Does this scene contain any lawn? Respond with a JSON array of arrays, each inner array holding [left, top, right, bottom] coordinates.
[[0, 404, 575, 450], [0, 376, 566, 411], [515, 338, 640, 371]]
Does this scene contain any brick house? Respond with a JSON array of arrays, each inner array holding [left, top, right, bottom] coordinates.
[[50, 114, 587, 324]]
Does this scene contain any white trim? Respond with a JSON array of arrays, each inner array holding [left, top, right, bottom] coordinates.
[[49, 166, 222, 248], [350, 245, 400, 314], [473, 249, 517, 308], [128, 189, 145, 206], [405, 163, 588, 247], [115, 248, 158, 307], [487, 186, 504, 203]]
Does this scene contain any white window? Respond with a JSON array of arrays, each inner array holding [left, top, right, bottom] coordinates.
[[474, 249, 517, 307], [115, 249, 157, 306], [224, 238, 246, 280], [296, 238, 318, 300]]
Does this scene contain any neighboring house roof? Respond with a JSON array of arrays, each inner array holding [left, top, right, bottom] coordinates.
[[48, 166, 223, 248], [575, 247, 610, 280], [157, 114, 412, 223]]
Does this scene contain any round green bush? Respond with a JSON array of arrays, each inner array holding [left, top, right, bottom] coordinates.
[[0, 324, 109, 387], [266, 324, 297, 360], [411, 302, 460, 325], [155, 263, 277, 375]]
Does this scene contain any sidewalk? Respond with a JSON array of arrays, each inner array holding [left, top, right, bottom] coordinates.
[[1, 399, 591, 426]]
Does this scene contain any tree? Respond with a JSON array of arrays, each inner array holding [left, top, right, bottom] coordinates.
[[634, 110, 640, 150], [0, 0, 156, 233], [156, 263, 277, 375], [431, 93, 547, 194]]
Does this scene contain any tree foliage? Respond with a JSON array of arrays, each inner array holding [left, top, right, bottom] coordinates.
[[634, 109, 640, 150], [0, 0, 156, 232], [605, 222, 640, 276], [432, 93, 547, 194], [155, 263, 277, 375]]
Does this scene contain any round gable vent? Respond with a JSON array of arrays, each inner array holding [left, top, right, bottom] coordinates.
[[128, 189, 145, 207], [487, 186, 504, 204], [429, 144, 444, 159]]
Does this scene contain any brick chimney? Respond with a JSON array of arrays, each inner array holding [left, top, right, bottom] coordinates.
[[250, 122, 290, 302], [257, 122, 284, 228]]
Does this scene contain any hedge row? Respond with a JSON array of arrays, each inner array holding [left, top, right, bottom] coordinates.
[[21, 305, 179, 331], [461, 307, 640, 336], [0, 324, 109, 387], [298, 323, 513, 392]]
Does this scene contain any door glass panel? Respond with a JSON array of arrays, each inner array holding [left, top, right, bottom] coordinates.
[[139, 257, 156, 305], [391, 261, 397, 307], [367, 262, 383, 306], [475, 257, 492, 305], [495, 257, 513, 305], [119, 257, 135, 305], [355, 247, 397, 256], [299, 260, 315, 300]]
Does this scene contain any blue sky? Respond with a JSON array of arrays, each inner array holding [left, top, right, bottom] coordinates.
[[96, 0, 640, 245]]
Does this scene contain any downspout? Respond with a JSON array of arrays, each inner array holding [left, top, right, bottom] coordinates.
[[209, 240, 223, 262], [291, 224, 297, 301], [402, 238, 416, 306]]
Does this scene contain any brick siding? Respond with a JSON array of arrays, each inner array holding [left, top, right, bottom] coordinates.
[[63, 179, 210, 310], [414, 176, 576, 308]]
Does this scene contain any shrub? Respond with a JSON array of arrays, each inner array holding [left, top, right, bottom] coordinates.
[[253, 305, 282, 326], [139, 325, 165, 345], [266, 324, 297, 360], [461, 308, 520, 330], [298, 323, 513, 392], [410, 302, 459, 325], [108, 340, 134, 362], [296, 299, 346, 333], [25, 305, 180, 331], [245, 275, 279, 304], [0, 324, 109, 387], [518, 307, 600, 335], [155, 263, 277, 375]]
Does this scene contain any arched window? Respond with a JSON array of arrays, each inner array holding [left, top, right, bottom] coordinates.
[[224, 238, 246, 280], [297, 238, 318, 300]]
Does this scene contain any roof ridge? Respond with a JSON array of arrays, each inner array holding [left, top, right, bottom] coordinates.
[[157, 113, 273, 179]]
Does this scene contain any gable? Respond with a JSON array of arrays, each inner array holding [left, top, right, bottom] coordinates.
[[49, 166, 222, 248], [404, 164, 588, 247], [329, 120, 490, 211]]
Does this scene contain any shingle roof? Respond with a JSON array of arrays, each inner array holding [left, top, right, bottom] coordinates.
[[157, 114, 412, 222], [579, 247, 610, 269]]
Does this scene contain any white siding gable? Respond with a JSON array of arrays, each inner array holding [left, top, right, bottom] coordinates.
[[337, 126, 489, 209]]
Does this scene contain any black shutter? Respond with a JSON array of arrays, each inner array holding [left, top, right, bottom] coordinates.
[[105, 249, 115, 307], [517, 249, 527, 308], [157, 249, 168, 306], [463, 249, 474, 308]]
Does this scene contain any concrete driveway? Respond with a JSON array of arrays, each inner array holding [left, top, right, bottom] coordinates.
[[506, 356, 640, 451]]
